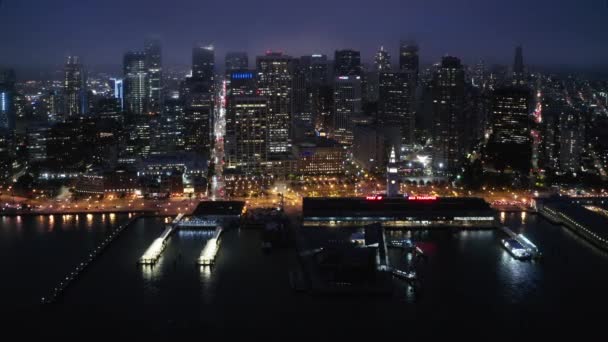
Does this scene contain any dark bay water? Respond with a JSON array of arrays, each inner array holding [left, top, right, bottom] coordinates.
[[1, 212, 607, 336]]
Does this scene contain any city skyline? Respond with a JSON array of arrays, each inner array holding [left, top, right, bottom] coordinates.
[[1, 0, 608, 71]]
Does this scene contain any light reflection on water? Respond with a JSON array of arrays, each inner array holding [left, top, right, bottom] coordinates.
[[3, 212, 608, 327]]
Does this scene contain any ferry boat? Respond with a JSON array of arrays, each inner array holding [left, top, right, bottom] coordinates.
[[501, 238, 532, 260]]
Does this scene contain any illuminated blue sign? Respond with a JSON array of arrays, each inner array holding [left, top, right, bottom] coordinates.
[[231, 72, 254, 80], [0, 92, 6, 112]]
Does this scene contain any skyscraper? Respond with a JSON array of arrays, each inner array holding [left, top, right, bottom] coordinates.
[[192, 44, 215, 93], [227, 70, 257, 97], [292, 59, 313, 126], [490, 87, 531, 145], [472, 59, 485, 88], [378, 71, 416, 146], [226, 70, 257, 167], [63, 56, 87, 116], [123, 52, 149, 115], [334, 49, 362, 77], [228, 97, 268, 173], [432, 56, 465, 174], [374, 46, 391, 71], [109, 78, 124, 111], [145, 38, 163, 115], [333, 75, 362, 145], [558, 110, 585, 173], [487, 86, 532, 173], [256, 51, 294, 159], [513, 45, 525, 86], [183, 44, 215, 157], [225, 52, 249, 71], [399, 42, 419, 75], [0, 68, 16, 131]]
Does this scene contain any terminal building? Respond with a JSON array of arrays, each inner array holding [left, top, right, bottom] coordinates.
[[179, 201, 246, 229], [302, 196, 496, 229]]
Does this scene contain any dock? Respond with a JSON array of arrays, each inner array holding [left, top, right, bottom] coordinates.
[[41, 213, 141, 305], [197, 227, 223, 266], [138, 213, 184, 265]]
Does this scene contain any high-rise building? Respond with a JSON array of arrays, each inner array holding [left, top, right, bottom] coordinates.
[[63, 56, 87, 116], [300, 54, 330, 130], [227, 70, 257, 97], [487, 86, 532, 173], [226, 70, 257, 167], [256, 51, 294, 159], [490, 87, 531, 145], [399, 42, 419, 75], [145, 38, 163, 115], [181, 45, 215, 158], [333, 75, 362, 145], [228, 97, 268, 173], [123, 52, 149, 115], [225, 52, 249, 71], [192, 44, 215, 93], [378, 71, 416, 146], [292, 59, 313, 126], [513, 45, 525, 86], [334, 49, 362, 77], [558, 110, 585, 173], [109, 78, 124, 111], [374, 46, 391, 71], [0, 68, 16, 131], [472, 59, 485, 88], [184, 92, 213, 157], [432, 56, 465, 174], [153, 98, 186, 153], [308, 54, 330, 85]]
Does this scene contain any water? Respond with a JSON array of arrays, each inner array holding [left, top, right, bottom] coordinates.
[[1, 212, 607, 336]]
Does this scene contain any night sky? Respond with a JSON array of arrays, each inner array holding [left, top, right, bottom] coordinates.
[[1, 0, 607, 70]]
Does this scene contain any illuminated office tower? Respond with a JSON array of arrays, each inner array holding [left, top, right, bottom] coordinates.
[[432, 56, 465, 174], [487, 86, 532, 173], [333, 75, 362, 145], [378, 71, 416, 146], [145, 38, 163, 115], [256, 51, 294, 159], [192, 44, 215, 94], [399, 41, 419, 96], [63, 56, 87, 116], [109, 78, 124, 111], [225, 52, 249, 71], [226, 70, 257, 166], [472, 59, 485, 88], [513, 45, 526, 87], [228, 97, 268, 173], [334, 49, 362, 77], [227, 70, 257, 97], [292, 59, 313, 126], [123, 52, 149, 115], [399, 41, 419, 75], [558, 110, 585, 173], [0, 68, 16, 131], [374, 46, 391, 71]]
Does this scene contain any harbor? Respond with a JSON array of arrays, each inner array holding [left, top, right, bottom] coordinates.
[[41, 213, 141, 304]]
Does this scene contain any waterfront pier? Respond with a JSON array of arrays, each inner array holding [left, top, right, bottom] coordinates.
[[41, 213, 141, 305]]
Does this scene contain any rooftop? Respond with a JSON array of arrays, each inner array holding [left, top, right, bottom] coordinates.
[[193, 201, 246, 217], [303, 197, 494, 218]]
